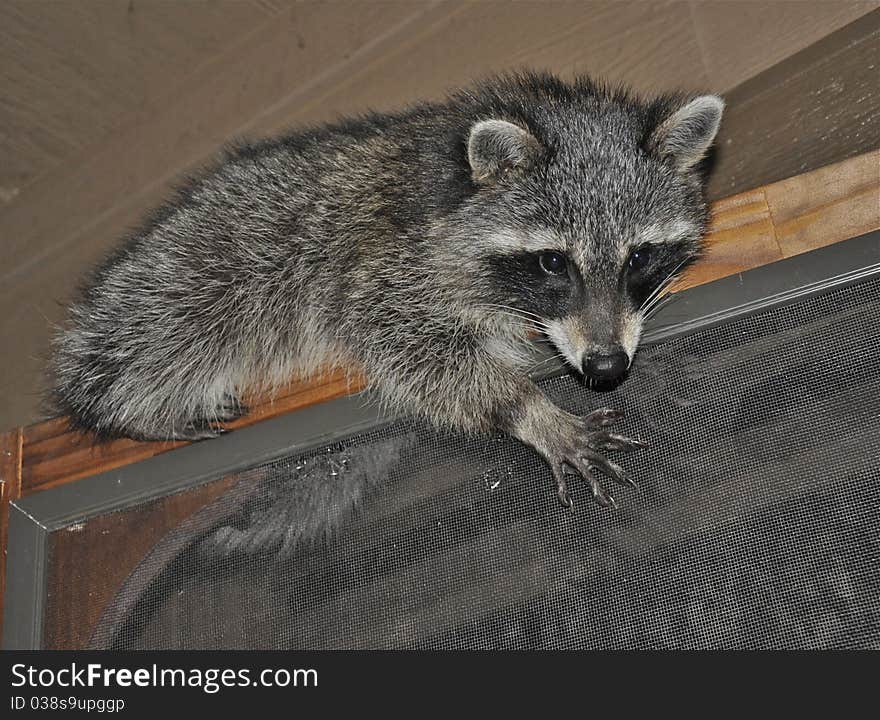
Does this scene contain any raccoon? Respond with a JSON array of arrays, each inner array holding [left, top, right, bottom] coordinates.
[[51, 72, 723, 509]]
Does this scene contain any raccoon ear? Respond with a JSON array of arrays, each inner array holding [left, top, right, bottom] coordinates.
[[648, 95, 725, 173], [467, 119, 542, 184]]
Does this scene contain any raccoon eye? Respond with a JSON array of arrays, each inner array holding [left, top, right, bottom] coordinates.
[[627, 246, 651, 272], [538, 251, 568, 276]]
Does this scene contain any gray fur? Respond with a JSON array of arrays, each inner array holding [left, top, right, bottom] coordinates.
[[50, 72, 723, 507]]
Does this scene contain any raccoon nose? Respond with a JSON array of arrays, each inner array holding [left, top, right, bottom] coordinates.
[[583, 348, 629, 382]]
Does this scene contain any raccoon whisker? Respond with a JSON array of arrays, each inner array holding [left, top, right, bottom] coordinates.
[[638, 280, 665, 313], [641, 286, 671, 315], [642, 271, 679, 309], [642, 286, 676, 317], [482, 313, 542, 329], [488, 316, 549, 333], [528, 351, 566, 373], [479, 308, 553, 333], [479, 303, 547, 324], [482, 303, 544, 319], [643, 294, 675, 320], [484, 309, 545, 325], [507, 323, 547, 335], [638, 258, 690, 314]]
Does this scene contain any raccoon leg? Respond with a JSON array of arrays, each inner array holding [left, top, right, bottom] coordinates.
[[359, 324, 644, 507], [507, 392, 646, 508]]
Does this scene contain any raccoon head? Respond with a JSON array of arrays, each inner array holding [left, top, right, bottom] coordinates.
[[465, 90, 724, 386]]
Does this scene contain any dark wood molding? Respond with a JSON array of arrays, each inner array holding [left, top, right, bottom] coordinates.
[[708, 9, 880, 200]]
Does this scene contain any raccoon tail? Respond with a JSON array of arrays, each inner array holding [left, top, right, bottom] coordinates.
[[201, 433, 413, 559]]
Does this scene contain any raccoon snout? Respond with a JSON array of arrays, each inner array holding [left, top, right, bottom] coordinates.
[[582, 347, 629, 383]]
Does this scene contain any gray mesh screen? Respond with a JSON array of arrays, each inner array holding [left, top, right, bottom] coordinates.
[[96, 277, 880, 649]]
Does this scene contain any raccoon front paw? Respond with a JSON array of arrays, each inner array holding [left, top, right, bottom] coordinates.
[[547, 408, 646, 509]]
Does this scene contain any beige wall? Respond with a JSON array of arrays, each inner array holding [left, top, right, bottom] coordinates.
[[1, 0, 877, 432]]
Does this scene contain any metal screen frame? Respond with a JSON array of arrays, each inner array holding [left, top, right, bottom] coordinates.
[[5, 229, 879, 649]]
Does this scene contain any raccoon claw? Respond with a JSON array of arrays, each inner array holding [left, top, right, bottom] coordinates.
[[216, 395, 249, 422], [553, 414, 644, 507], [583, 407, 625, 428], [586, 431, 647, 453], [587, 475, 616, 508], [529, 405, 644, 508], [555, 461, 619, 508], [174, 422, 228, 441], [172, 397, 247, 440], [552, 465, 574, 508], [575, 451, 632, 497]]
